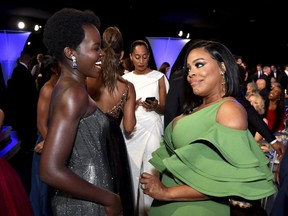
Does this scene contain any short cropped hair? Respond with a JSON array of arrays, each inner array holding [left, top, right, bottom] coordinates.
[[43, 8, 100, 61]]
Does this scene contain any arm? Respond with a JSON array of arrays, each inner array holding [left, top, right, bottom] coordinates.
[[122, 82, 136, 134], [39, 87, 121, 210], [254, 118, 268, 142], [236, 91, 285, 156], [37, 84, 53, 138], [140, 172, 209, 201], [34, 84, 53, 152], [155, 76, 167, 115]]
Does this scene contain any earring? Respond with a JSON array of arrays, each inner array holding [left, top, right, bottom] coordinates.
[[71, 56, 77, 69]]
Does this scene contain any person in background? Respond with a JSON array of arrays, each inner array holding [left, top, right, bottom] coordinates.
[[247, 92, 267, 142], [264, 82, 286, 133], [253, 64, 264, 82], [86, 26, 136, 216], [270, 145, 288, 216], [140, 39, 276, 216], [7, 50, 38, 152], [0, 108, 34, 216], [5, 50, 38, 193], [158, 62, 170, 77], [31, 53, 44, 91], [245, 82, 258, 99], [260, 66, 273, 92], [29, 55, 60, 216], [39, 8, 122, 216], [122, 39, 169, 215]]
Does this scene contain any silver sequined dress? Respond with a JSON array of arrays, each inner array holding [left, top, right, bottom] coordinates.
[[52, 108, 113, 216]]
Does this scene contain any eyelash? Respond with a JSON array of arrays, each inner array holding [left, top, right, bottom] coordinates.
[[135, 56, 148, 59], [195, 62, 204, 68]]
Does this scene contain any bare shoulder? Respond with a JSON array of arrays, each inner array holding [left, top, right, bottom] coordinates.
[[52, 81, 89, 118], [40, 82, 54, 98], [127, 81, 136, 92], [217, 99, 247, 130]]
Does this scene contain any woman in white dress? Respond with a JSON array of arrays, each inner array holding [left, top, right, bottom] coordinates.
[[122, 40, 169, 216]]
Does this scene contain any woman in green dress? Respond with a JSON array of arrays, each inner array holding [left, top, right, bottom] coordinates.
[[139, 39, 277, 216]]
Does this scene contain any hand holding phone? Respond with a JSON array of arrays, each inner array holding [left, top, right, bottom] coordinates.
[[145, 97, 156, 104]]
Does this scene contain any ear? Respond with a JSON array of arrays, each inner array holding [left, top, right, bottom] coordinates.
[[64, 47, 74, 59], [220, 62, 226, 73]]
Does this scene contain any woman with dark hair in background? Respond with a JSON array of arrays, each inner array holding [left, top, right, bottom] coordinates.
[[158, 62, 170, 77]]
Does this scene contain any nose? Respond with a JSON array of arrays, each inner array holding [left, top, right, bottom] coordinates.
[[138, 57, 144, 63], [187, 71, 195, 79]]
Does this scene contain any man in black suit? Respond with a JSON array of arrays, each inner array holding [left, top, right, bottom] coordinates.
[[6, 50, 38, 151], [164, 74, 285, 157]]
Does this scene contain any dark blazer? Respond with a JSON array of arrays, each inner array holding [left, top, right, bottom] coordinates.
[[270, 147, 288, 216], [259, 73, 272, 91], [236, 90, 276, 143], [164, 78, 277, 143], [7, 63, 38, 149], [164, 76, 185, 128]]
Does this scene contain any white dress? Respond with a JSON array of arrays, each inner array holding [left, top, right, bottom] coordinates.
[[122, 70, 169, 215]]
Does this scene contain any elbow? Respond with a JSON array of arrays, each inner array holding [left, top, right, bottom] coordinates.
[[39, 162, 58, 187], [124, 126, 135, 135], [124, 122, 136, 135], [125, 128, 133, 135], [39, 169, 50, 185]]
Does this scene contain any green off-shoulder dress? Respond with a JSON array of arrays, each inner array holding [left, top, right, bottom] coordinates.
[[148, 99, 277, 216]]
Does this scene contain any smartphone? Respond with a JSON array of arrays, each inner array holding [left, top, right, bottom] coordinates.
[[145, 97, 156, 104]]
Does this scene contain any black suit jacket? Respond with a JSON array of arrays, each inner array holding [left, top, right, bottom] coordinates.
[[164, 76, 185, 128], [7, 63, 38, 147], [236, 90, 276, 143]]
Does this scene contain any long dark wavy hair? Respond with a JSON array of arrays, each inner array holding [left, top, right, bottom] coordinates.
[[182, 39, 240, 114]]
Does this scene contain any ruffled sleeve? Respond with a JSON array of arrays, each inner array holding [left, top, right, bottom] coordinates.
[[149, 123, 277, 200]]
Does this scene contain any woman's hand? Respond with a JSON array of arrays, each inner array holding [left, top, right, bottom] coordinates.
[[34, 140, 44, 153], [135, 98, 143, 110], [142, 99, 159, 112], [271, 141, 285, 160], [104, 194, 123, 216], [139, 172, 168, 200]]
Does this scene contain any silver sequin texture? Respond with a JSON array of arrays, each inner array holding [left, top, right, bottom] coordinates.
[[52, 108, 113, 216]]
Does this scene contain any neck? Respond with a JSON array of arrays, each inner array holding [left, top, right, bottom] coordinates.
[[134, 67, 152, 75]]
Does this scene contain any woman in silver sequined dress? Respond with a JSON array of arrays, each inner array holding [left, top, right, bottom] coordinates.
[[39, 8, 122, 216]]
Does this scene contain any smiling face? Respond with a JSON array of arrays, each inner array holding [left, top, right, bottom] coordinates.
[[268, 85, 282, 100], [186, 48, 224, 98], [75, 25, 103, 78]]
